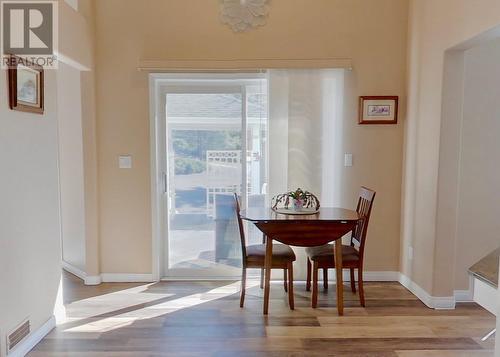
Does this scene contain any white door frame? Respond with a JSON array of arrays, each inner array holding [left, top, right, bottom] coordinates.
[[149, 73, 266, 281]]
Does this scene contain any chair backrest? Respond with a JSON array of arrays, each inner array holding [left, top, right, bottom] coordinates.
[[233, 194, 247, 265], [352, 187, 376, 257]]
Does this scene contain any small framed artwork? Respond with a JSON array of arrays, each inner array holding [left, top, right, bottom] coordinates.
[[7, 55, 44, 114], [359, 96, 398, 125]]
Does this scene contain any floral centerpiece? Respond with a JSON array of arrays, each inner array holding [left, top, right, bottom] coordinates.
[[272, 188, 321, 213], [289, 188, 307, 210]]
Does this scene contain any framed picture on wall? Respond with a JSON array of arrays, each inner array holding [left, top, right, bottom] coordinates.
[[7, 55, 44, 114], [359, 96, 398, 124]]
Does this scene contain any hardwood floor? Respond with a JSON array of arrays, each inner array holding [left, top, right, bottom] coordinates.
[[30, 272, 496, 356]]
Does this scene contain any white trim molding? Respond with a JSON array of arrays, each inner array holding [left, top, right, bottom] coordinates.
[[62, 261, 86, 281], [100, 274, 154, 283], [397, 272, 474, 308], [139, 58, 353, 72], [7, 316, 55, 357], [62, 261, 102, 286], [85, 274, 153, 285], [84, 275, 102, 286], [329, 271, 401, 282], [161, 271, 401, 283], [454, 289, 474, 302], [399, 273, 456, 309], [62, 264, 154, 285], [355, 271, 401, 282], [453, 274, 474, 302], [454, 274, 474, 302]]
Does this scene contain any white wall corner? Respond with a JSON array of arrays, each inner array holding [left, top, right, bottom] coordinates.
[[399, 273, 456, 309], [7, 316, 55, 357]]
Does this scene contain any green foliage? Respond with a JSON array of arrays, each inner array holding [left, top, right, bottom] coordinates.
[[172, 130, 241, 175], [288, 188, 307, 200], [175, 157, 205, 175]]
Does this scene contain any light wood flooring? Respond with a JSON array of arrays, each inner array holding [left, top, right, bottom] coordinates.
[[29, 271, 496, 356]]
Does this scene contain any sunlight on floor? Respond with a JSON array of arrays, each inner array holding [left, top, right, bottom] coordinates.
[[53, 275, 66, 324], [60, 280, 258, 334], [33, 276, 496, 356]]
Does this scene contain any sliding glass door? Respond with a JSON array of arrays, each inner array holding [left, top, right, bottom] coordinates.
[[161, 77, 268, 278]]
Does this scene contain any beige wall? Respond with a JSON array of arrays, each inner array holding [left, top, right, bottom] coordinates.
[[403, 0, 500, 296], [94, 0, 408, 275], [0, 70, 61, 357], [0, 2, 97, 354], [58, 0, 94, 69]]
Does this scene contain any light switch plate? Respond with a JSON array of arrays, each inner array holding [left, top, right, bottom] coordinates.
[[119, 155, 132, 169], [344, 153, 353, 167]]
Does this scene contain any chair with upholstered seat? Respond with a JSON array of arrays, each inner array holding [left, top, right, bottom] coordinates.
[[305, 187, 376, 308], [234, 194, 296, 309]]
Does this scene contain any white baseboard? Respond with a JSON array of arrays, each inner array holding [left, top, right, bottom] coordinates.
[[62, 261, 86, 281], [61, 264, 153, 285], [454, 274, 474, 302], [100, 273, 154, 283], [7, 316, 55, 357], [327, 270, 401, 282], [85, 274, 153, 285], [61, 261, 102, 286], [84, 275, 102, 286], [399, 273, 456, 309], [60, 265, 471, 311], [160, 271, 401, 283], [355, 271, 401, 281], [454, 288, 474, 302]]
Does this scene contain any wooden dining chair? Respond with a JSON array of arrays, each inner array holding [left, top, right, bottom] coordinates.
[[305, 187, 376, 308], [234, 194, 296, 309]]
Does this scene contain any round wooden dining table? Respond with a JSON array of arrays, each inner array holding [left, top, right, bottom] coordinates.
[[240, 207, 361, 316]]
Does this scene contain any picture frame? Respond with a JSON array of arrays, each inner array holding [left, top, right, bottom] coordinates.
[[7, 55, 44, 115], [359, 96, 398, 125]]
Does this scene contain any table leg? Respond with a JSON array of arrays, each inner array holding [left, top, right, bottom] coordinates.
[[334, 239, 344, 316], [263, 237, 273, 315]]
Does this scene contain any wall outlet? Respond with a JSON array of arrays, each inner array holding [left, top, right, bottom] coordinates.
[[408, 246, 414, 260], [119, 155, 132, 169], [344, 153, 353, 167]]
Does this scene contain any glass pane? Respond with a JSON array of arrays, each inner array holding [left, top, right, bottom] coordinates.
[[163, 80, 268, 278], [166, 93, 244, 275]]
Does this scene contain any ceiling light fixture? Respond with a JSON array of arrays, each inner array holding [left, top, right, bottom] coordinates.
[[220, 0, 269, 32]]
